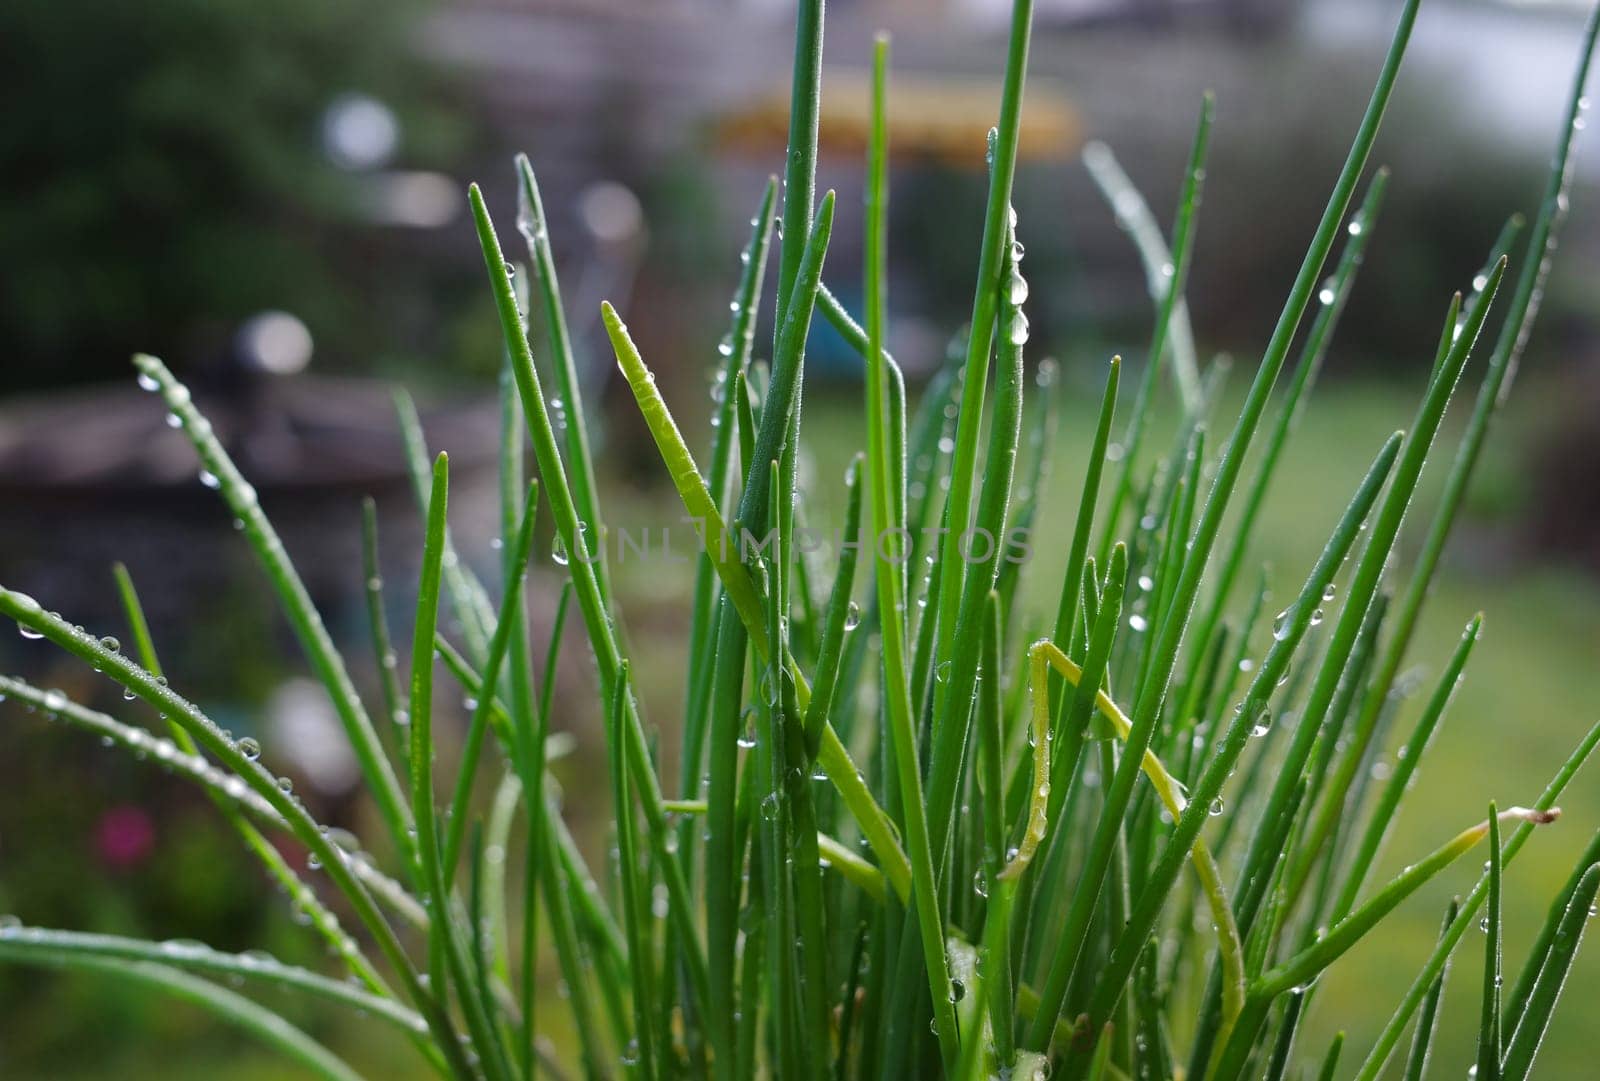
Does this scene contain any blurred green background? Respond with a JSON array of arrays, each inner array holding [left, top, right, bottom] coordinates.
[[3, 0, 1599, 1076]]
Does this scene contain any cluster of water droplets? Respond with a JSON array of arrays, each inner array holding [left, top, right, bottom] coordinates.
[[548, 394, 569, 442], [1271, 583, 1335, 642], [1003, 205, 1031, 347]]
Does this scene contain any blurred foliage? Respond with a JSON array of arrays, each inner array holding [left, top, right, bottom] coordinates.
[[0, 0, 460, 390]]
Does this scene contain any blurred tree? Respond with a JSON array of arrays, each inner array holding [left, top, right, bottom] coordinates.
[[0, 0, 457, 390]]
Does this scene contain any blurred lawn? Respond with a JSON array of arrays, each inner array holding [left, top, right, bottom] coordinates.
[[3, 366, 1596, 1078]]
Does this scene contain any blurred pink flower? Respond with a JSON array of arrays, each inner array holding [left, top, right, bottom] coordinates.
[[94, 805, 155, 870]]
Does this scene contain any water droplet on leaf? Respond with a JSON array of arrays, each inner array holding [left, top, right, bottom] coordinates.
[[844, 601, 861, 631]]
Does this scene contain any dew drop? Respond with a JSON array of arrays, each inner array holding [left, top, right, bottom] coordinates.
[[844, 601, 861, 631], [1208, 798, 1225, 817], [935, 660, 952, 684], [1008, 311, 1031, 347], [1272, 609, 1293, 640], [199, 469, 221, 490], [100, 635, 121, 653], [238, 737, 261, 761], [137, 372, 160, 392]]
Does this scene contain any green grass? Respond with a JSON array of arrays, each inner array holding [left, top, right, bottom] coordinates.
[[5, 0, 1600, 1078]]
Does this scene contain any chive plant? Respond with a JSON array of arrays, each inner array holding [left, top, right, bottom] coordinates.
[[4, 1, 1600, 1078]]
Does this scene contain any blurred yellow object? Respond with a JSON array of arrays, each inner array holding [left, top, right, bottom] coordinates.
[[716, 71, 1080, 164]]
